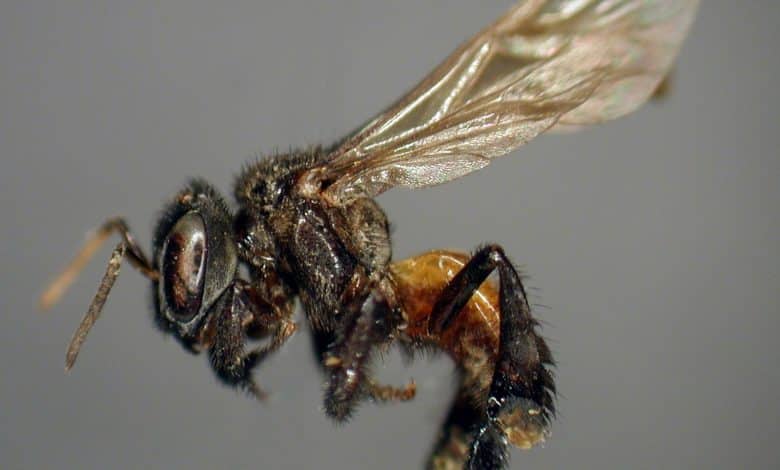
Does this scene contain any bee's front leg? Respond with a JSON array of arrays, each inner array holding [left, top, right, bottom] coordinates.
[[207, 280, 296, 401]]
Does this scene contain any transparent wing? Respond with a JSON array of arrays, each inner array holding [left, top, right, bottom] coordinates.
[[311, 0, 699, 204]]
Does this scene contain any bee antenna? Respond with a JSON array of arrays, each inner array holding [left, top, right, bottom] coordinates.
[[38, 217, 158, 370], [40, 225, 115, 310], [39, 217, 158, 309], [64, 243, 126, 371]]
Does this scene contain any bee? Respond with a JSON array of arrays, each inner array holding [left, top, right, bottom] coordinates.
[[40, 1, 699, 468]]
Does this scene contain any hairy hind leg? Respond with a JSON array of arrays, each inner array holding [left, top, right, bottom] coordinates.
[[430, 244, 555, 470]]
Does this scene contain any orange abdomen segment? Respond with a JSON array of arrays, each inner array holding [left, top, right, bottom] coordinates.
[[389, 250, 500, 382]]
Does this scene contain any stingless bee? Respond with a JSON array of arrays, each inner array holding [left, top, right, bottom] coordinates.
[[40, 1, 699, 468]]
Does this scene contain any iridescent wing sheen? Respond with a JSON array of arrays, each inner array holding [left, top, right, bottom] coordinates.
[[309, 0, 699, 205]]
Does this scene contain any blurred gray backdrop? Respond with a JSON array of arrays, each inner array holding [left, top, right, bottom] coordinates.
[[2, 1, 778, 469]]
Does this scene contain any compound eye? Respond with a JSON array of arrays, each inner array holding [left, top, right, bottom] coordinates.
[[161, 212, 207, 320]]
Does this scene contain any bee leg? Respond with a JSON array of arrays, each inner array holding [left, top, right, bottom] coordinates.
[[310, 327, 415, 404], [322, 286, 397, 421], [309, 327, 336, 370], [426, 392, 481, 470], [208, 281, 296, 400], [430, 244, 555, 470], [365, 378, 417, 402]]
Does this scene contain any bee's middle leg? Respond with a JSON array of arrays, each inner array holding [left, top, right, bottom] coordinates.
[[311, 325, 416, 408], [320, 273, 418, 420]]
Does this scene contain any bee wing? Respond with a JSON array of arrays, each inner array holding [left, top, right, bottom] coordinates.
[[310, 0, 699, 204]]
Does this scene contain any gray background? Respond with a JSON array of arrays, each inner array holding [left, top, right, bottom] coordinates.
[[1, 1, 778, 469]]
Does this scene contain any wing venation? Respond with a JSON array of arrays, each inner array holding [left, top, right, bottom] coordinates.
[[312, 0, 699, 204]]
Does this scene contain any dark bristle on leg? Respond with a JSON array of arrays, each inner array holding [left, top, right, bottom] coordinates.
[[429, 244, 556, 470]]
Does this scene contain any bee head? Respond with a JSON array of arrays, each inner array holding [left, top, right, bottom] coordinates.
[[153, 180, 238, 349]]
